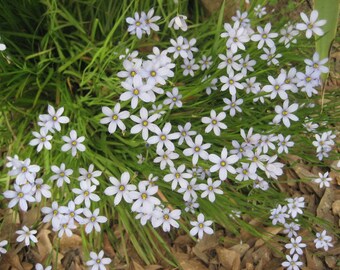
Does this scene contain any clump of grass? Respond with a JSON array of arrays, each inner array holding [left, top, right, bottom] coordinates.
[[0, 0, 339, 268]]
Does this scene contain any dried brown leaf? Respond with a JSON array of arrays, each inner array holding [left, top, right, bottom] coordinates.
[[216, 247, 241, 270]]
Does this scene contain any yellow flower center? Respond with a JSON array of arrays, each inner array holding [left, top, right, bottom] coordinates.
[[112, 114, 118, 120], [52, 116, 57, 121], [306, 77, 311, 82], [150, 71, 156, 77], [231, 103, 236, 107], [119, 185, 125, 191], [227, 59, 232, 64], [96, 259, 101, 263], [141, 193, 147, 200], [72, 141, 77, 146], [60, 172, 65, 177], [53, 210, 58, 216], [181, 131, 186, 136], [18, 192, 24, 198], [274, 85, 280, 90], [176, 46, 181, 51], [87, 173, 92, 179], [136, 21, 141, 26], [187, 185, 192, 190], [175, 173, 180, 178], [41, 137, 46, 142], [160, 135, 166, 141], [307, 23, 313, 29], [164, 214, 169, 220], [21, 167, 27, 173], [172, 97, 177, 101], [262, 34, 267, 39], [194, 146, 200, 152], [142, 120, 148, 126], [229, 79, 234, 84], [199, 223, 204, 228], [84, 191, 89, 196], [313, 63, 319, 68], [133, 89, 139, 95], [90, 217, 96, 222], [70, 212, 75, 217], [220, 161, 226, 167], [212, 120, 217, 125], [130, 71, 136, 77], [208, 186, 213, 191], [163, 154, 168, 160], [243, 169, 248, 175], [282, 111, 288, 116]]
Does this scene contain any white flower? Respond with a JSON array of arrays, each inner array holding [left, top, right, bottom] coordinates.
[[3, 183, 35, 211], [269, 205, 289, 225], [153, 148, 179, 170], [168, 15, 188, 31], [273, 100, 299, 128], [126, 12, 145, 39], [223, 95, 243, 116], [277, 134, 294, 154], [100, 104, 130, 134], [32, 178, 52, 202], [130, 107, 158, 140], [208, 147, 239, 181], [282, 254, 303, 270], [38, 105, 70, 133], [140, 60, 173, 86], [185, 198, 199, 213], [221, 21, 250, 54], [72, 181, 100, 208], [141, 8, 161, 35], [35, 263, 51, 270], [178, 178, 199, 201], [54, 217, 77, 238], [29, 128, 53, 152], [263, 73, 290, 100], [61, 130, 86, 156], [264, 155, 284, 179], [174, 122, 196, 145], [296, 67, 319, 97], [183, 134, 211, 165], [239, 54, 256, 76], [137, 153, 145, 164], [279, 23, 299, 48], [50, 163, 73, 187], [285, 236, 306, 255], [5, 155, 20, 169], [8, 158, 40, 185], [202, 75, 218, 95], [120, 75, 153, 108], [220, 70, 244, 95], [201, 110, 227, 136], [303, 121, 319, 132], [130, 183, 161, 212], [304, 52, 329, 74], [164, 87, 183, 109], [0, 240, 8, 256], [16, 226, 38, 246], [147, 122, 179, 152], [199, 178, 223, 202], [59, 200, 84, 224], [251, 23, 278, 49], [164, 164, 192, 190], [82, 208, 107, 234], [117, 59, 142, 80], [0, 42, 6, 51], [258, 134, 277, 154], [235, 163, 257, 181], [140, 173, 159, 187], [181, 58, 199, 77], [260, 47, 282, 66], [254, 5, 266, 18], [218, 51, 241, 73], [314, 230, 333, 251], [199, 55, 212, 70], [296, 10, 326, 39], [78, 164, 102, 186], [86, 250, 112, 270], [313, 172, 332, 188], [167, 36, 189, 59], [151, 207, 181, 232], [283, 222, 300, 238], [41, 201, 62, 228], [190, 213, 214, 240], [104, 172, 137, 205], [184, 37, 198, 59]]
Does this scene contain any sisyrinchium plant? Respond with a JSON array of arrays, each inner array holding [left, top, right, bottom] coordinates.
[[0, 0, 339, 269]]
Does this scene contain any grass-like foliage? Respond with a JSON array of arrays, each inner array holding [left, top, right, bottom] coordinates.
[[0, 0, 339, 268]]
